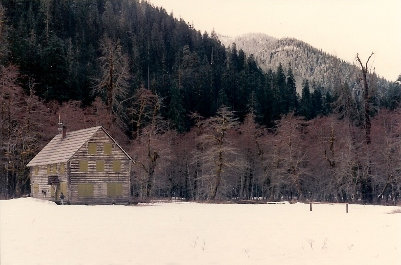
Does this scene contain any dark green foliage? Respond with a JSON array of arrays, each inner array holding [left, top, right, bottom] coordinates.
[[299, 80, 312, 119], [286, 67, 298, 112], [1, 0, 340, 131], [322, 91, 334, 115], [3, 0, 264, 126], [275, 63, 288, 114], [167, 84, 185, 132], [311, 87, 323, 118], [255, 69, 274, 126]]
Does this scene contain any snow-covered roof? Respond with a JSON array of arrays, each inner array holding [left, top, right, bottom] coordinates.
[[27, 126, 132, 167]]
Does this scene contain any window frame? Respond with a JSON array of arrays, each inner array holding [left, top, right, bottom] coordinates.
[[112, 160, 122, 172], [59, 163, 65, 174], [88, 142, 97, 155], [79, 160, 88, 172], [78, 183, 94, 197], [96, 160, 105, 172], [103, 143, 112, 155], [107, 182, 123, 197]]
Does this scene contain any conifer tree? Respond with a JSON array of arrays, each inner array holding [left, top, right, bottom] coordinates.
[[276, 63, 288, 115], [168, 85, 185, 132], [300, 80, 312, 119], [0, 4, 9, 63], [311, 88, 323, 118], [255, 70, 274, 126], [322, 91, 334, 115], [286, 67, 298, 112]]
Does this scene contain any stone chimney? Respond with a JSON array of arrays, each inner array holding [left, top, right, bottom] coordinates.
[[58, 114, 67, 139], [62, 125, 67, 139]]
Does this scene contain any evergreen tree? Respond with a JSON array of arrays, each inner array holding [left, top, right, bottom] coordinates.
[[168, 85, 186, 132], [334, 82, 356, 121], [299, 80, 312, 119], [229, 43, 239, 72], [255, 70, 274, 127], [286, 67, 298, 112], [311, 87, 323, 118], [322, 91, 334, 115], [0, 3, 9, 63], [237, 49, 246, 72], [40, 34, 69, 100], [275, 63, 288, 115]]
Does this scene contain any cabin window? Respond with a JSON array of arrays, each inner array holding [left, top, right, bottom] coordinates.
[[107, 183, 123, 197], [88, 143, 97, 155], [104, 143, 112, 155], [59, 163, 65, 174], [34, 166, 39, 175], [112, 160, 121, 172], [47, 165, 51, 174], [96, 160, 105, 172], [79, 160, 88, 172], [78, 184, 94, 197], [33, 183, 39, 195], [52, 164, 57, 174]]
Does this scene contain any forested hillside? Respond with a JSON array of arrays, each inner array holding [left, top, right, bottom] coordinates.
[[1, 0, 401, 204], [1, 0, 284, 129]]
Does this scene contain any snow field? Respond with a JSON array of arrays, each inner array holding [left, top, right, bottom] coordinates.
[[1, 198, 401, 265]]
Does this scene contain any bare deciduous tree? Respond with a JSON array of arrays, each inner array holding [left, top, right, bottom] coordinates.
[[371, 110, 401, 204], [93, 35, 130, 125], [193, 106, 239, 200], [0, 66, 49, 197], [128, 86, 160, 139], [235, 112, 265, 200], [273, 113, 308, 200], [356, 52, 374, 145], [130, 91, 171, 199]]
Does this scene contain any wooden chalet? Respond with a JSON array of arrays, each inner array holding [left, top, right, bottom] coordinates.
[[27, 125, 132, 204]]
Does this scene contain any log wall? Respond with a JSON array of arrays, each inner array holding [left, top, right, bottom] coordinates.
[[68, 130, 131, 204]]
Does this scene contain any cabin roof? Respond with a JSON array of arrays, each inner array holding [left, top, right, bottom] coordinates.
[[27, 126, 132, 167]]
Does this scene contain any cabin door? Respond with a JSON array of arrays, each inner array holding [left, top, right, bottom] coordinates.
[[48, 176, 61, 201], [50, 184, 60, 200]]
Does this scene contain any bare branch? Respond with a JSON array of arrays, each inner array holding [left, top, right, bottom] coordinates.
[[366, 52, 374, 70]]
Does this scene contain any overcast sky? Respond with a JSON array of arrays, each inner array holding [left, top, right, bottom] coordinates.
[[146, 0, 401, 81]]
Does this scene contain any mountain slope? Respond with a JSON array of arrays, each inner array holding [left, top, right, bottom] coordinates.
[[221, 33, 390, 93]]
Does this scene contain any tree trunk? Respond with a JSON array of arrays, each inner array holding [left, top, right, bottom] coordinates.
[[356, 53, 373, 145], [210, 151, 223, 200]]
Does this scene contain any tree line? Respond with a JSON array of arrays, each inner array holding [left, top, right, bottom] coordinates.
[[2, 63, 401, 204]]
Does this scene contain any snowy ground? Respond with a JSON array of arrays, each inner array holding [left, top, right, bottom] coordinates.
[[1, 198, 401, 265]]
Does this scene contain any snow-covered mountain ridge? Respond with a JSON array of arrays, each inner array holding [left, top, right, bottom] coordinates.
[[220, 33, 390, 93]]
